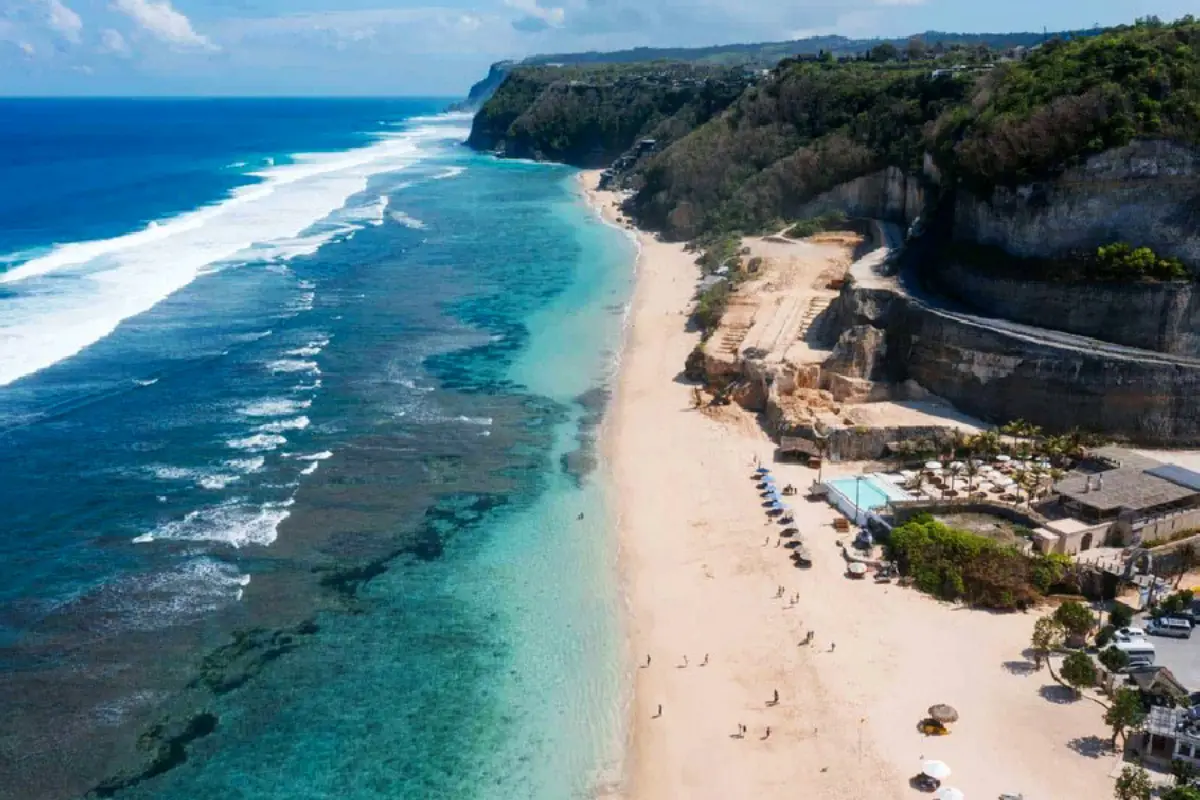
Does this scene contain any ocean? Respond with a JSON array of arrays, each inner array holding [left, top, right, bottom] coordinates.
[[0, 98, 635, 799]]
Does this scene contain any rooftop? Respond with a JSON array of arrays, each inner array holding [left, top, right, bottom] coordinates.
[[1056, 468, 1198, 513]]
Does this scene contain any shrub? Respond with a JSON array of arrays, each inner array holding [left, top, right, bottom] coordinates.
[[1030, 553, 1071, 594], [692, 281, 730, 335], [1096, 624, 1116, 648], [887, 515, 1040, 610], [784, 211, 850, 239]]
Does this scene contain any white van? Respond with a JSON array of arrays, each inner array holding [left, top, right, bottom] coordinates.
[[1113, 640, 1157, 663], [1149, 618, 1193, 639]]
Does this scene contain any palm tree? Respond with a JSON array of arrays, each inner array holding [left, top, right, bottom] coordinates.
[[1013, 468, 1029, 505], [964, 459, 982, 494]]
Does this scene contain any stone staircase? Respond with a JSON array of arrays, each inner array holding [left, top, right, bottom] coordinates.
[[719, 321, 753, 355], [796, 296, 832, 342]]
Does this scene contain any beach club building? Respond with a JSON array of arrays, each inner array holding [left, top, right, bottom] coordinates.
[[1144, 706, 1200, 769], [1040, 450, 1200, 551]]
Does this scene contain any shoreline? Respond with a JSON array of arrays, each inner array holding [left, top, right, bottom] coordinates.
[[584, 170, 1117, 799]]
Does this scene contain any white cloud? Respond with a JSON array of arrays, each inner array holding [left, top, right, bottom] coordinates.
[[112, 0, 217, 50], [18, 40, 36, 56], [505, 0, 566, 28], [99, 27, 131, 56], [43, 0, 83, 43]]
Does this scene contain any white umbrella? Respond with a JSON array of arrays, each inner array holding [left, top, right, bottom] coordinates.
[[922, 760, 952, 780], [934, 789, 964, 800], [995, 454, 1011, 463], [924, 461, 942, 471], [949, 461, 964, 470]]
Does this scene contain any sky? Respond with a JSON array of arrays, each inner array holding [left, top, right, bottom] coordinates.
[[1, 0, 1196, 96]]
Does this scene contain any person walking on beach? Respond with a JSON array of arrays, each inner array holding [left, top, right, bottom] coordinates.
[[773, 689, 779, 705], [682, 655, 688, 667], [646, 654, 651, 667], [702, 653, 709, 666], [655, 704, 662, 718], [830, 642, 836, 653], [764, 726, 771, 740]]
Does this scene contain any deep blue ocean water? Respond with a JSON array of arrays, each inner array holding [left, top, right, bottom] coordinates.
[[0, 99, 634, 799]]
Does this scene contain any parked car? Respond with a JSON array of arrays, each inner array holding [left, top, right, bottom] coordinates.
[[1148, 618, 1193, 639], [1116, 627, 1147, 640]]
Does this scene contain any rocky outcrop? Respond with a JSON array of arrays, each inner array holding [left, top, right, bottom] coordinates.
[[793, 167, 925, 227], [954, 139, 1200, 272], [932, 261, 1200, 357]]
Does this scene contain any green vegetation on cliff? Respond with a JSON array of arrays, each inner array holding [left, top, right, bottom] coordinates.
[[631, 61, 970, 238], [947, 240, 1190, 282], [628, 17, 1200, 240], [932, 17, 1200, 190], [466, 63, 752, 167]]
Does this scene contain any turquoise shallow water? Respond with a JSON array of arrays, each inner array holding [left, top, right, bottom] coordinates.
[[0, 103, 636, 800]]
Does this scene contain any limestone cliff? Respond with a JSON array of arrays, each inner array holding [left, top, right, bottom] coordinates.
[[953, 140, 1200, 272]]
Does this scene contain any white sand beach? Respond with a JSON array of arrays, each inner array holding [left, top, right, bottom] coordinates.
[[587, 170, 1116, 800]]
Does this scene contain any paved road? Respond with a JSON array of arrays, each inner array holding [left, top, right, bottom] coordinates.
[[1133, 613, 1200, 691]]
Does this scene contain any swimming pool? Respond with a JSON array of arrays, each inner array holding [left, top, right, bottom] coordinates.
[[825, 475, 911, 523]]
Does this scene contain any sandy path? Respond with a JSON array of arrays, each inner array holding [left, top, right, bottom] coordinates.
[[588, 171, 1115, 800]]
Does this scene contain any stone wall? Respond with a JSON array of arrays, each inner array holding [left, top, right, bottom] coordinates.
[[932, 262, 1200, 356], [954, 139, 1200, 272], [794, 167, 925, 227]]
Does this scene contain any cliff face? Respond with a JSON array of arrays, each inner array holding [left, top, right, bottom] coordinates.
[[932, 262, 1200, 357], [448, 61, 511, 113], [823, 280, 1200, 446], [793, 167, 925, 227], [954, 140, 1200, 271]]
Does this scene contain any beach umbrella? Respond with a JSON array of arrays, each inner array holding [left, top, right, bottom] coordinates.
[[995, 454, 1011, 463], [755, 466, 770, 474], [924, 461, 942, 471], [847, 562, 867, 576], [928, 704, 959, 724], [922, 761, 952, 780], [948, 461, 964, 470], [934, 788, 964, 800]]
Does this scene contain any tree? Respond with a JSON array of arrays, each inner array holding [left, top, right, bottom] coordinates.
[[1099, 646, 1129, 674], [1170, 759, 1199, 789], [1031, 616, 1065, 670], [1174, 542, 1199, 589], [1114, 766, 1153, 800], [1054, 600, 1096, 644], [1110, 602, 1134, 629], [1164, 785, 1200, 800], [1104, 688, 1146, 749], [905, 37, 929, 61], [1060, 651, 1097, 696], [868, 43, 899, 62]]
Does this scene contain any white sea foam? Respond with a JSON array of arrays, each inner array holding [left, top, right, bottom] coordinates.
[[284, 335, 329, 358], [257, 415, 310, 433], [133, 500, 291, 547], [289, 450, 333, 461], [225, 456, 266, 473], [389, 210, 426, 230], [0, 115, 471, 387], [266, 359, 320, 375], [294, 379, 322, 391], [456, 415, 493, 426], [226, 433, 287, 452], [432, 166, 466, 180], [133, 378, 159, 387], [199, 474, 240, 490], [297, 280, 316, 290], [239, 398, 311, 417], [152, 466, 197, 481], [300, 461, 320, 476]]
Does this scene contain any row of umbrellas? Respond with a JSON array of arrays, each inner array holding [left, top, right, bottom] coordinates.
[[755, 467, 794, 515]]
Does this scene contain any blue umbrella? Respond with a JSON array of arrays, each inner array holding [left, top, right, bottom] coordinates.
[[768, 500, 784, 509], [761, 475, 777, 484], [755, 467, 770, 474]]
